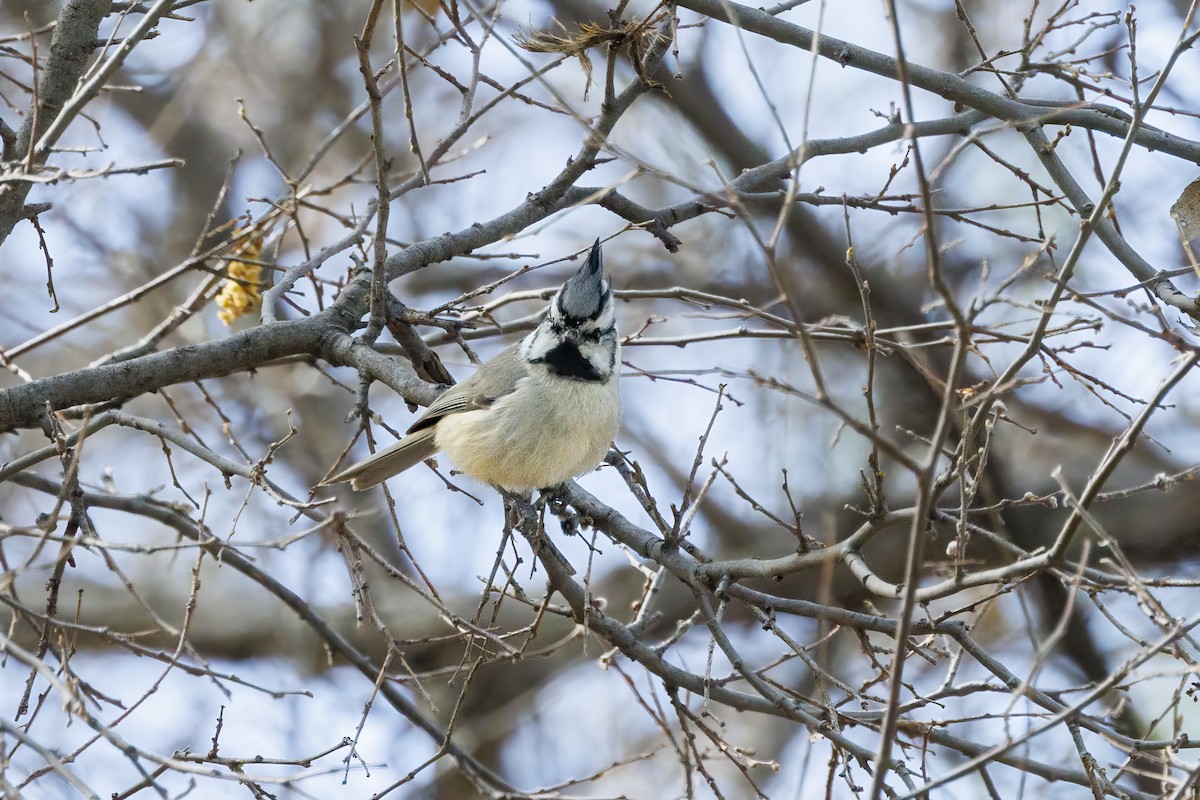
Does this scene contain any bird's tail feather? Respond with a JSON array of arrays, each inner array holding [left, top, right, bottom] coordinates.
[[321, 428, 438, 490]]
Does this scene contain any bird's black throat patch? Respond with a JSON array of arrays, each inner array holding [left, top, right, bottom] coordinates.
[[537, 341, 604, 381]]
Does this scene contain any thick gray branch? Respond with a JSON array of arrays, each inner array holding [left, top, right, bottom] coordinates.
[[675, 0, 1200, 164], [0, 0, 112, 245], [0, 316, 331, 433]]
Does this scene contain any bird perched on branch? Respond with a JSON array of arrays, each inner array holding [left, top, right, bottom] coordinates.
[[324, 239, 621, 492]]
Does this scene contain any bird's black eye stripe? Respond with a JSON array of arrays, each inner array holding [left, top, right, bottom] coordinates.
[[583, 329, 603, 342]]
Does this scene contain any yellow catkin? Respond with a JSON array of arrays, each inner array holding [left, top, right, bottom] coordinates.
[[216, 234, 264, 325]]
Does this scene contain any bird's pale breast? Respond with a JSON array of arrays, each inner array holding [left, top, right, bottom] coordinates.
[[433, 371, 620, 490]]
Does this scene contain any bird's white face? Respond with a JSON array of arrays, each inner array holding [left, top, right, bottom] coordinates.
[[520, 244, 618, 382]]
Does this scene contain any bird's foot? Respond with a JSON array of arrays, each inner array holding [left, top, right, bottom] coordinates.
[[533, 483, 567, 510], [538, 483, 590, 536]]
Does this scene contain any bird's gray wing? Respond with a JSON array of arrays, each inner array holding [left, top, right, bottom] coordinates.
[[406, 344, 528, 433], [322, 345, 530, 490]]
